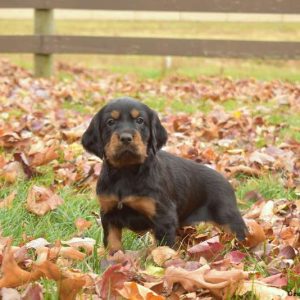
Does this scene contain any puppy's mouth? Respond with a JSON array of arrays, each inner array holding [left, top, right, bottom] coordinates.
[[105, 133, 147, 168], [114, 145, 140, 160]]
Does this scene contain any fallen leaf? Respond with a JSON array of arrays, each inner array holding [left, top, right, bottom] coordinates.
[[26, 185, 64, 216], [1, 161, 26, 183], [0, 240, 42, 288], [25, 238, 50, 250], [96, 263, 133, 300], [187, 236, 224, 260], [164, 264, 248, 298], [279, 245, 296, 259], [13, 152, 37, 178], [30, 145, 59, 167], [249, 151, 276, 165], [59, 247, 86, 261], [117, 281, 165, 300], [259, 200, 275, 221], [0, 287, 21, 300], [151, 246, 178, 267], [0, 191, 16, 209], [227, 165, 261, 178], [59, 277, 86, 300], [243, 199, 266, 218], [243, 219, 266, 248], [62, 237, 96, 254], [226, 250, 246, 264], [261, 273, 288, 288], [22, 283, 43, 300], [237, 280, 288, 299], [75, 217, 92, 234]]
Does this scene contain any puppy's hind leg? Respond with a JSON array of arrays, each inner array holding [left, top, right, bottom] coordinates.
[[209, 204, 248, 241], [180, 206, 212, 226]]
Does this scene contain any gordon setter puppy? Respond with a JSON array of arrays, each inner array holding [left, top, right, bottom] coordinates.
[[82, 97, 248, 252]]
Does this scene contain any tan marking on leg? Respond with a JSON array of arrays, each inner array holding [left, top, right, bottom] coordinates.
[[130, 109, 140, 118], [110, 110, 120, 119], [123, 196, 156, 218], [98, 194, 118, 213], [107, 225, 122, 252]]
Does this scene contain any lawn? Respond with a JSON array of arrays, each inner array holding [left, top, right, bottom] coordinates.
[[0, 58, 299, 298]]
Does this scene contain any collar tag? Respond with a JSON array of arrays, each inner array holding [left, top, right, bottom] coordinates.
[[117, 201, 123, 209]]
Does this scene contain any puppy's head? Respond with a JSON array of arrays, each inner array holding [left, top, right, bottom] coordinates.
[[82, 97, 167, 168]]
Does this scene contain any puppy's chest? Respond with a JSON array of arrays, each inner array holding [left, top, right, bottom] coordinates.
[[98, 194, 156, 218]]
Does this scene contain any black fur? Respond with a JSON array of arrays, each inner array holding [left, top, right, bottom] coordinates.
[[82, 97, 248, 249]]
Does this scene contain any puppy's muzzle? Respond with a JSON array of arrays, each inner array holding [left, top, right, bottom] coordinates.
[[105, 130, 147, 167]]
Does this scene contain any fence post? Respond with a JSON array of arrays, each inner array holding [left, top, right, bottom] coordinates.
[[34, 9, 54, 77]]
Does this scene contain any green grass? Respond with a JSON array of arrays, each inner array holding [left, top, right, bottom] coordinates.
[[236, 175, 297, 205], [0, 183, 98, 244], [268, 114, 300, 142]]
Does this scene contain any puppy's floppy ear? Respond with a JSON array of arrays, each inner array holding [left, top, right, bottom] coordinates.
[[150, 110, 168, 154], [82, 112, 104, 158]]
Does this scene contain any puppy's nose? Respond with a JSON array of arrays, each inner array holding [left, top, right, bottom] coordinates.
[[120, 133, 133, 144]]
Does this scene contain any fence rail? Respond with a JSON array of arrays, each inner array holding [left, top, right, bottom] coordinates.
[[1, 36, 300, 59], [1, 0, 300, 77], [1, 0, 300, 14]]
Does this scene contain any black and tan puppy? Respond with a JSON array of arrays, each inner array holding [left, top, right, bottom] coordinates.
[[82, 97, 247, 252]]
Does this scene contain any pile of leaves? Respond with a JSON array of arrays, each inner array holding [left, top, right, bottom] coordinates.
[[0, 59, 299, 299]]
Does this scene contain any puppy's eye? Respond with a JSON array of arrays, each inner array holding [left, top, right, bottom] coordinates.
[[136, 117, 144, 124], [106, 119, 115, 126]]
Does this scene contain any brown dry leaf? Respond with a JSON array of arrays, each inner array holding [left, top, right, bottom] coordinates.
[[187, 236, 224, 260], [62, 237, 96, 255], [259, 200, 275, 221], [59, 247, 86, 261], [261, 273, 288, 288], [0, 155, 6, 169], [0, 239, 42, 288], [249, 151, 276, 166], [26, 185, 64, 216], [227, 165, 261, 178], [201, 148, 218, 162], [22, 283, 43, 300], [237, 280, 288, 299], [61, 123, 87, 143], [151, 246, 178, 267], [75, 217, 92, 234], [118, 281, 165, 300], [0, 131, 30, 149], [242, 219, 266, 248], [1, 161, 26, 183], [30, 145, 59, 167], [96, 262, 133, 300], [164, 264, 248, 298], [59, 277, 86, 300], [279, 227, 299, 247], [243, 200, 266, 219], [25, 238, 50, 250], [0, 191, 16, 209], [34, 260, 62, 281], [226, 250, 246, 264], [0, 287, 21, 299]]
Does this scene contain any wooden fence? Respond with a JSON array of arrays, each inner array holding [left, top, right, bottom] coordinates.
[[1, 0, 300, 77]]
